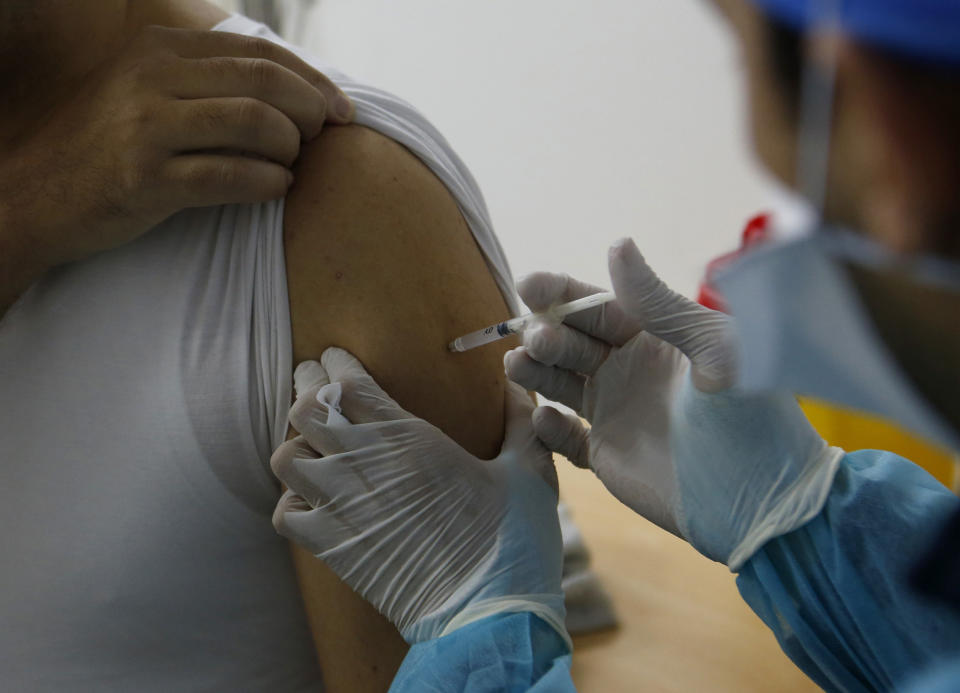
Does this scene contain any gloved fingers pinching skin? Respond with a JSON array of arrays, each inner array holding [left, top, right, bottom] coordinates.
[[273, 490, 314, 548], [272, 436, 377, 509], [531, 405, 591, 469], [504, 347, 585, 411], [270, 436, 380, 531], [287, 391, 346, 455], [289, 347, 420, 454], [270, 436, 321, 500], [272, 346, 569, 645], [608, 238, 736, 393], [271, 435, 320, 466], [273, 489, 311, 532], [273, 488, 367, 557], [274, 428, 456, 577], [517, 271, 644, 347]]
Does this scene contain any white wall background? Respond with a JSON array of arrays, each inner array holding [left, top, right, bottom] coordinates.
[[222, 0, 785, 298]]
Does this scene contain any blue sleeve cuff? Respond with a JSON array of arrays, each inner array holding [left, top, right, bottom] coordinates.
[[390, 612, 574, 693]]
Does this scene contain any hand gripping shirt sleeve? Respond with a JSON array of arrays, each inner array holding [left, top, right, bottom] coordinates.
[[0, 13, 523, 691], [736, 450, 960, 693], [211, 14, 522, 323], [389, 613, 574, 693]]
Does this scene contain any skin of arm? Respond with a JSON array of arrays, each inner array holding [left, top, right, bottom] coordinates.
[[283, 123, 519, 692]]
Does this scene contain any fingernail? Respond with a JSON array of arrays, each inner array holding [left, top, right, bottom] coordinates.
[[609, 238, 641, 269], [336, 96, 353, 120]]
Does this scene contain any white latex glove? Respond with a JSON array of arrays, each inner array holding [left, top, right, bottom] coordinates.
[[271, 348, 570, 647], [505, 237, 844, 569]]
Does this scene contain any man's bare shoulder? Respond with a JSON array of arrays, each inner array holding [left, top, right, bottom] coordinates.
[[283, 123, 516, 458], [281, 122, 519, 691], [284, 124, 471, 272]]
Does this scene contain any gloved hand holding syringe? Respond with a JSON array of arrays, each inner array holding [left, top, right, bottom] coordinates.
[[448, 291, 617, 352]]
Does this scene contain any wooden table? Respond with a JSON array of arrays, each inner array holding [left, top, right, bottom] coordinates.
[[559, 461, 821, 692]]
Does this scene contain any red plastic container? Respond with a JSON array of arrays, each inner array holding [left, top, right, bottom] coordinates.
[[696, 213, 772, 313]]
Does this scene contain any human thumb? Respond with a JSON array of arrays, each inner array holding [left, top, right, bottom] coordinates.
[[608, 237, 736, 392], [607, 237, 684, 326]]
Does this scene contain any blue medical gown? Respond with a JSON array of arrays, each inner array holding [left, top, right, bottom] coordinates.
[[389, 450, 960, 692], [738, 450, 960, 692]]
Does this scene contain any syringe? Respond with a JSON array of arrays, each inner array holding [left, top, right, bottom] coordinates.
[[448, 291, 617, 352]]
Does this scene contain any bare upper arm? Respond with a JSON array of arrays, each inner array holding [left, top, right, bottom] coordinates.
[[282, 123, 518, 691], [285, 124, 514, 457]]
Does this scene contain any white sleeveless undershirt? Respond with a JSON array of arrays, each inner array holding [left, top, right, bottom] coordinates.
[[0, 14, 518, 691]]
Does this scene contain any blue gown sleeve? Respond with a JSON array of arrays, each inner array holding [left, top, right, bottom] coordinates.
[[389, 612, 574, 693], [737, 450, 960, 692]]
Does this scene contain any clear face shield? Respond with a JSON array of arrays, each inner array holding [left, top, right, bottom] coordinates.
[[713, 0, 960, 454], [795, 0, 960, 290]]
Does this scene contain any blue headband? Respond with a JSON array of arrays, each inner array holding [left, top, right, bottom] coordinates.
[[750, 0, 960, 66]]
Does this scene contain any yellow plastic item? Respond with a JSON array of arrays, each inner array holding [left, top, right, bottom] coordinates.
[[799, 397, 959, 492]]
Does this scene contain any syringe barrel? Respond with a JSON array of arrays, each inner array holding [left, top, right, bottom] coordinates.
[[449, 324, 503, 352], [448, 316, 530, 352], [448, 292, 613, 353]]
